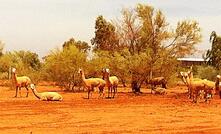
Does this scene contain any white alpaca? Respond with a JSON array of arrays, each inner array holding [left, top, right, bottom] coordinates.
[[30, 84, 63, 101]]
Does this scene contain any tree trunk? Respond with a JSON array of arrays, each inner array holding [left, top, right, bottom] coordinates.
[[131, 80, 140, 93], [120, 78, 127, 87], [131, 73, 141, 93]]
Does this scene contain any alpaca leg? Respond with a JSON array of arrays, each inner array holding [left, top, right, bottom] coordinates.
[[151, 85, 154, 94], [98, 86, 104, 99], [188, 88, 192, 99], [110, 86, 113, 98], [88, 90, 90, 99], [219, 90, 221, 99], [52, 96, 60, 101], [40, 97, 47, 101], [14, 86, 18, 97], [25, 86, 29, 97], [108, 87, 110, 98], [19, 87, 22, 97], [88, 87, 93, 99], [113, 86, 117, 98]]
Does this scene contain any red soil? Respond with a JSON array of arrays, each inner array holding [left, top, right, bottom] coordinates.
[[1, 85, 221, 134]]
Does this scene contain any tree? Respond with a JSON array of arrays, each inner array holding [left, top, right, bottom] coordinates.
[[116, 4, 201, 92], [92, 15, 119, 52], [205, 31, 221, 69], [15, 50, 41, 71], [114, 8, 141, 55], [0, 41, 4, 57], [43, 45, 87, 90], [63, 38, 91, 53], [91, 4, 201, 93]]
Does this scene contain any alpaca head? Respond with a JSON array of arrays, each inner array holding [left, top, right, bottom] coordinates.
[[217, 75, 221, 79], [12, 68, 16, 73], [78, 68, 83, 74], [105, 68, 110, 73], [30, 84, 35, 89], [180, 72, 188, 84]]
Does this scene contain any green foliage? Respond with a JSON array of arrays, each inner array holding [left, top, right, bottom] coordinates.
[[63, 38, 91, 53], [171, 20, 201, 57], [195, 65, 218, 81], [205, 31, 221, 69], [0, 41, 4, 57], [43, 45, 87, 90], [90, 3, 202, 92], [92, 15, 119, 52], [15, 50, 41, 70]]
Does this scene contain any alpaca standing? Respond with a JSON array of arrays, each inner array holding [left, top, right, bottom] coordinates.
[[149, 77, 167, 94], [215, 75, 221, 98], [30, 84, 63, 101], [102, 68, 119, 98], [11, 68, 32, 97], [78, 69, 106, 99], [181, 70, 215, 103]]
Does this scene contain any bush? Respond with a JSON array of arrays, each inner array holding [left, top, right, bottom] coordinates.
[[42, 45, 87, 90], [195, 65, 218, 81]]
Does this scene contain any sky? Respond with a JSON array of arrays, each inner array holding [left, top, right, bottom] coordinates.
[[0, 0, 221, 58]]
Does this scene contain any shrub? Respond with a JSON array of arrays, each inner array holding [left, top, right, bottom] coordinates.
[[195, 65, 218, 81]]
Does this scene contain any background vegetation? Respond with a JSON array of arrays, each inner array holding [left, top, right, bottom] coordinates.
[[1, 3, 219, 92]]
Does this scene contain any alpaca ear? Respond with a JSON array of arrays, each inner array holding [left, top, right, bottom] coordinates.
[[30, 84, 35, 89], [190, 65, 193, 71], [102, 68, 105, 72], [78, 68, 82, 73], [12, 68, 16, 73]]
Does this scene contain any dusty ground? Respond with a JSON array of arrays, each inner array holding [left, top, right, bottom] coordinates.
[[1, 85, 221, 134]]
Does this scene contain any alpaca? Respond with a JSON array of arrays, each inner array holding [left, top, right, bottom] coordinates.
[[11, 68, 32, 97], [182, 70, 215, 103], [152, 87, 166, 95], [182, 71, 205, 103], [215, 75, 221, 98], [102, 68, 119, 98], [180, 71, 210, 99], [149, 77, 167, 94], [180, 71, 194, 98], [78, 68, 106, 99], [30, 84, 63, 101]]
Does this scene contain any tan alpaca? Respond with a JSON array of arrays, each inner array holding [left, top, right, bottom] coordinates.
[[102, 68, 119, 98], [78, 69, 106, 99], [30, 84, 63, 101], [182, 71, 215, 103], [12, 68, 32, 97]]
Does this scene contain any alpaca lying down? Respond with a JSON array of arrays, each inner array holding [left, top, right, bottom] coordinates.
[[30, 84, 63, 101], [152, 87, 166, 95]]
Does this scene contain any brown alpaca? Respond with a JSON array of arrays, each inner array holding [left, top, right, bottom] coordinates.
[[215, 75, 221, 98], [12, 68, 32, 97], [149, 77, 167, 94], [102, 68, 119, 98], [78, 69, 106, 99]]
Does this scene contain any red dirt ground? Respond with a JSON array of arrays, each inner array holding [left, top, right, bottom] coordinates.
[[1, 85, 221, 134]]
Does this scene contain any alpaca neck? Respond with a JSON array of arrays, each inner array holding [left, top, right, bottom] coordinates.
[[187, 72, 194, 86], [216, 78, 220, 90], [181, 77, 187, 85], [31, 88, 41, 99], [104, 73, 111, 84], [80, 71, 86, 82], [12, 72, 18, 85]]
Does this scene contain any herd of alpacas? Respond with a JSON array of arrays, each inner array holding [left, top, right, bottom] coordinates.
[[11, 67, 120, 100], [10, 66, 221, 103]]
